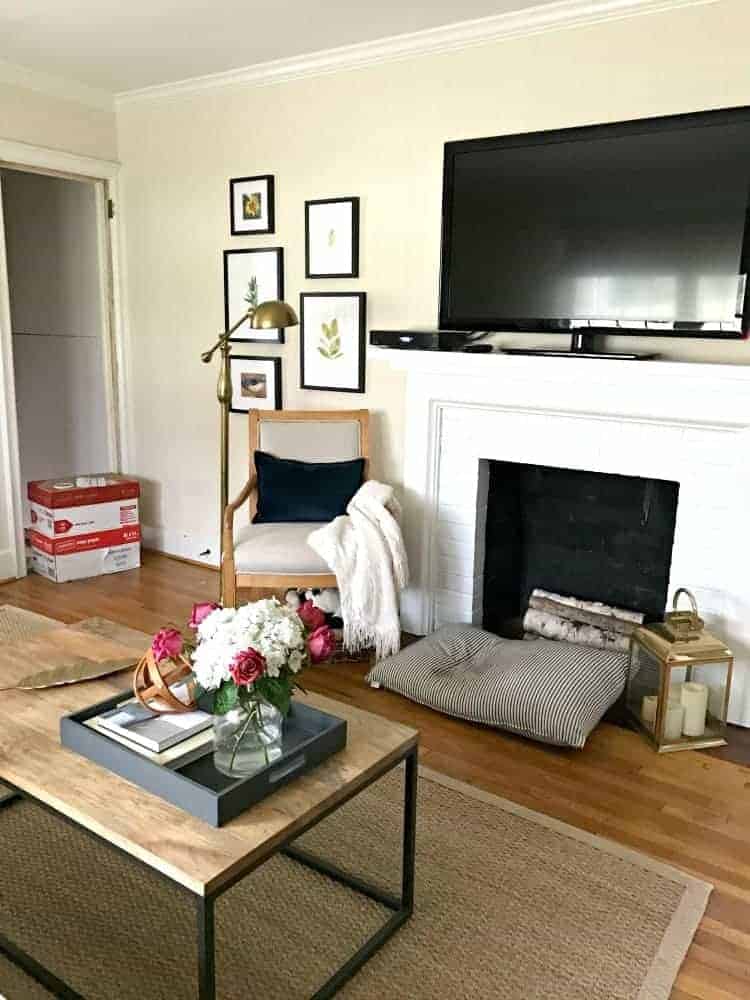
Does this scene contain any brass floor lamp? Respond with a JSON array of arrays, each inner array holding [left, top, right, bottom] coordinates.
[[201, 300, 298, 603]]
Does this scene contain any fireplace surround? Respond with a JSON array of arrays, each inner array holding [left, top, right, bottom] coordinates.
[[379, 349, 750, 726]]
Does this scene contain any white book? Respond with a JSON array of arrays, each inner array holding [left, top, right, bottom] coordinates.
[[96, 699, 213, 753], [84, 715, 214, 765]]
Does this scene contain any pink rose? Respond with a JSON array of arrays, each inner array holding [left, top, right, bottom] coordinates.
[[188, 601, 220, 628], [308, 625, 335, 664], [151, 627, 183, 663], [298, 600, 326, 631], [229, 647, 266, 687]]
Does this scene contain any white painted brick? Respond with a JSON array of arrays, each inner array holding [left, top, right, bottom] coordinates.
[[402, 356, 750, 723]]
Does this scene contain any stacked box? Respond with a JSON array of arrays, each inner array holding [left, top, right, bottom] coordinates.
[[29, 474, 141, 583]]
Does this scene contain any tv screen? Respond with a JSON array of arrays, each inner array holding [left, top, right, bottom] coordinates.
[[440, 108, 750, 338]]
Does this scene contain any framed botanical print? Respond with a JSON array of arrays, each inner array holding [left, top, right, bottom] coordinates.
[[229, 174, 275, 235], [300, 292, 366, 393], [229, 356, 282, 413], [223, 247, 284, 343], [305, 197, 360, 278]]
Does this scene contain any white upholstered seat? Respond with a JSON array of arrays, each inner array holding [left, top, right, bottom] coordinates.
[[233, 522, 331, 575]]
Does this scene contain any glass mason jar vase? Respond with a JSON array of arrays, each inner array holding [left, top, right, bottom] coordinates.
[[213, 696, 283, 777]]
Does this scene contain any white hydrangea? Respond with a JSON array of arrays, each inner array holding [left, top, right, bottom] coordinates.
[[191, 597, 308, 691]]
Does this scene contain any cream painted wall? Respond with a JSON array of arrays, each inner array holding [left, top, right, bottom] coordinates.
[[0, 81, 117, 160], [117, 0, 750, 563]]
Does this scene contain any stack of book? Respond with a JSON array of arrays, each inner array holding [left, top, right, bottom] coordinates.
[[85, 694, 213, 766]]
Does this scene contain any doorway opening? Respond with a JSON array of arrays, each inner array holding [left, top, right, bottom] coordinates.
[[0, 164, 121, 580]]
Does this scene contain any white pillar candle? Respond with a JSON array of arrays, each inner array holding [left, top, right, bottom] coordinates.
[[641, 695, 658, 731], [664, 702, 685, 741], [681, 682, 709, 737], [669, 682, 684, 704]]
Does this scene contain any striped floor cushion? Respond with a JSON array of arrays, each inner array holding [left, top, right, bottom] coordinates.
[[366, 625, 629, 748]]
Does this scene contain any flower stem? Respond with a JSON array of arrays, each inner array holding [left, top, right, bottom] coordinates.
[[228, 697, 270, 771]]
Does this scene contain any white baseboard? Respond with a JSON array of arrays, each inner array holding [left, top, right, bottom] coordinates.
[[141, 523, 219, 569]]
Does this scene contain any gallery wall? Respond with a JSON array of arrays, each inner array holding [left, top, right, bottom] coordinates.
[[116, 0, 750, 564]]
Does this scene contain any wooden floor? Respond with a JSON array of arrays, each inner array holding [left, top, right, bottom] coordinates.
[[2, 551, 749, 999]]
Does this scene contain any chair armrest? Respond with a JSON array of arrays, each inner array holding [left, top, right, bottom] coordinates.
[[223, 476, 257, 533]]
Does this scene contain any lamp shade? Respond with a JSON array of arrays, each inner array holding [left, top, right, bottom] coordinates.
[[251, 300, 299, 330]]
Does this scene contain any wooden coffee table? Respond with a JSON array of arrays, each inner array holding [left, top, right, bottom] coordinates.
[[0, 619, 418, 999]]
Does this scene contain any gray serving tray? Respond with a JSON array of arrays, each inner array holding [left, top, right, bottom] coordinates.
[[60, 693, 347, 827]]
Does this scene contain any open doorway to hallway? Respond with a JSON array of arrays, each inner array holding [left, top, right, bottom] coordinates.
[[0, 166, 120, 580]]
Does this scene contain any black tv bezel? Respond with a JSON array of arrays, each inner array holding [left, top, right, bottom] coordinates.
[[439, 106, 750, 341]]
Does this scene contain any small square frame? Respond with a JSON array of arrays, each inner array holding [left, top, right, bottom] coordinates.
[[229, 174, 275, 236], [229, 356, 282, 413]]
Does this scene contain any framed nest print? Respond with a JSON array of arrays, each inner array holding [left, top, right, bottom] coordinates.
[[229, 356, 282, 413], [229, 174, 275, 235], [223, 247, 284, 343], [300, 292, 366, 393], [305, 197, 360, 278]]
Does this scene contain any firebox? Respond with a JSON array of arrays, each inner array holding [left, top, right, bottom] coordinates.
[[480, 461, 679, 637]]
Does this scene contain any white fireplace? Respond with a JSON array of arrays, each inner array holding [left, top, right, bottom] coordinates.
[[380, 350, 750, 726]]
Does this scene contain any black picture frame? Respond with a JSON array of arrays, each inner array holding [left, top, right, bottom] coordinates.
[[229, 356, 282, 413], [229, 174, 275, 236], [305, 197, 360, 278], [300, 292, 366, 393], [223, 247, 285, 343]]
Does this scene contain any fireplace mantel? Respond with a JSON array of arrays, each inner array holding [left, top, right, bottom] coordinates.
[[377, 349, 750, 725]]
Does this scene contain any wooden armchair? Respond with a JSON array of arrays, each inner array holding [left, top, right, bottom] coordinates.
[[222, 409, 370, 607]]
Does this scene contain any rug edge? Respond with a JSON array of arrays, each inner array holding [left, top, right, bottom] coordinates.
[[418, 764, 713, 896], [637, 876, 711, 1000]]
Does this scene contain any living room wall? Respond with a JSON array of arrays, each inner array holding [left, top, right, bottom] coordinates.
[[116, 0, 750, 564], [0, 80, 117, 160]]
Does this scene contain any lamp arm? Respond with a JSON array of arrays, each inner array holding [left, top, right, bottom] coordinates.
[[200, 308, 254, 363]]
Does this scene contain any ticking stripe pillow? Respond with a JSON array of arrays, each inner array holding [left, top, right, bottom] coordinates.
[[366, 625, 629, 749]]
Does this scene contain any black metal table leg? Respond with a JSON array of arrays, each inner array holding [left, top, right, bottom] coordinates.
[[0, 930, 83, 999], [197, 895, 216, 1000], [0, 745, 418, 1000], [401, 747, 418, 914]]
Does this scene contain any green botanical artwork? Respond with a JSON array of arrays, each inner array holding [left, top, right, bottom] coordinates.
[[318, 318, 343, 360], [328, 228, 336, 247], [244, 276, 259, 310]]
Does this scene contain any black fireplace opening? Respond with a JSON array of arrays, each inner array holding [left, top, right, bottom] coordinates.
[[481, 461, 679, 637]]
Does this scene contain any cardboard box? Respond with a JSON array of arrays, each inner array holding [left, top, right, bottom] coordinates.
[[28, 474, 141, 583]]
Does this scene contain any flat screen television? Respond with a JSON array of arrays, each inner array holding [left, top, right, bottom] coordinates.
[[439, 107, 750, 357]]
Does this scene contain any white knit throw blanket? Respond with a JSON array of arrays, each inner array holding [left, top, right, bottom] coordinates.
[[308, 481, 409, 659]]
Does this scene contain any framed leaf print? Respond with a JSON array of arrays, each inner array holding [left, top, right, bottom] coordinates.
[[229, 174, 275, 235], [223, 247, 284, 343], [305, 197, 359, 278], [300, 292, 366, 393], [229, 356, 282, 413]]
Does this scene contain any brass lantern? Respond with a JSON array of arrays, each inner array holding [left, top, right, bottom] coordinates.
[[625, 588, 733, 752]]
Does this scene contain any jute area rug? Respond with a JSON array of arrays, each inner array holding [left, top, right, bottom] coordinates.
[[0, 605, 711, 1000]]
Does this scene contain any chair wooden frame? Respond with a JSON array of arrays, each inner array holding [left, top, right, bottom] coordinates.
[[222, 409, 370, 606]]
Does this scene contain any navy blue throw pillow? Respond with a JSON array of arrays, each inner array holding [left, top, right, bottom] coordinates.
[[253, 451, 365, 523]]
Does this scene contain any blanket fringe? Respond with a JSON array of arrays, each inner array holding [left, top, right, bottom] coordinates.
[[343, 621, 401, 661]]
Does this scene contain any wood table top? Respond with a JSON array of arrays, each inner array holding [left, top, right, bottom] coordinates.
[[0, 618, 418, 896]]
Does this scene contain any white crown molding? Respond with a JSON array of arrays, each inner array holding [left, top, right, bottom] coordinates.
[[0, 57, 114, 112], [116, 0, 716, 107]]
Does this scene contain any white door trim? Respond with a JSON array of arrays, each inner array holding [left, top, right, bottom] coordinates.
[[0, 175, 24, 580], [0, 139, 130, 580]]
